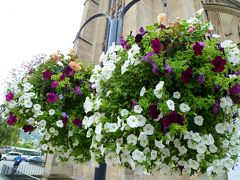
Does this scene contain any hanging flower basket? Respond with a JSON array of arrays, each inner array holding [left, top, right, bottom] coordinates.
[[2, 50, 92, 163], [85, 14, 240, 176]]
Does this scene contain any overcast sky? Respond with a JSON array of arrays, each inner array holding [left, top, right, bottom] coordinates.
[[0, 0, 84, 103]]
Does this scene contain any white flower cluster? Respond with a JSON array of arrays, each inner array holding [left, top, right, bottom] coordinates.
[[220, 40, 240, 65]]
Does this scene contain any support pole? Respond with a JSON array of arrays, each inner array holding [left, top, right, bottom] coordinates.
[[94, 163, 107, 180]]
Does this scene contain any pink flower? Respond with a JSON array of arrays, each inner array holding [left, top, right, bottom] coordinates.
[[151, 38, 162, 54], [188, 26, 195, 33], [7, 112, 17, 126], [6, 92, 14, 102], [42, 70, 52, 80], [51, 81, 58, 88], [47, 92, 57, 103]]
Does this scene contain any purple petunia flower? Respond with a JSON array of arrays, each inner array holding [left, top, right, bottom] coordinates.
[[135, 34, 143, 43], [47, 92, 57, 103], [217, 44, 224, 53], [148, 103, 160, 119], [211, 56, 227, 73], [151, 38, 162, 54], [214, 84, 221, 92], [42, 70, 52, 80], [61, 112, 67, 117], [65, 66, 74, 76], [150, 60, 159, 76], [193, 42, 205, 56], [163, 59, 173, 76], [6, 92, 14, 102], [229, 83, 240, 95], [212, 100, 220, 114], [181, 67, 193, 84], [23, 125, 36, 133], [51, 81, 58, 88], [143, 52, 155, 61], [60, 73, 67, 81], [74, 86, 81, 95], [120, 37, 131, 50], [197, 74, 205, 85], [160, 111, 184, 132], [73, 118, 82, 128], [7, 112, 17, 126], [130, 100, 138, 109], [139, 27, 146, 36]]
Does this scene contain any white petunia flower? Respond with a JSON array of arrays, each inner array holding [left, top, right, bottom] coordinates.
[[134, 105, 143, 114], [140, 138, 149, 147], [138, 132, 148, 141], [53, 130, 59, 136], [132, 149, 146, 163], [220, 97, 233, 108], [56, 120, 64, 128], [84, 97, 93, 113], [121, 60, 130, 74], [24, 100, 33, 108], [105, 152, 120, 165], [39, 120, 46, 127], [137, 115, 146, 127], [120, 153, 131, 163], [140, 87, 146, 96], [188, 159, 199, 170], [166, 100, 175, 111], [196, 143, 207, 154], [155, 140, 165, 149], [209, 145, 217, 153], [150, 150, 157, 160], [173, 91, 181, 99], [187, 140, 196, 149], [27, 118, 35, 125], [127, 115, 139, 128], [33, 104, 41, 111], [143, 124, 154, 135], [120, 109, 129, 117], [155, 81, 164, 90], [179, 103, 190, 112], [41, 144, 48, 151], [222, 157, 235, 169], [154, 89, 163, 99], [104, 123, 118, 133], [174, 138, 181, 148], [127, 134, 137, 145], [178, 146, 188, 156], [68, 131, 73, 137], [44, 133, 51, 140], [215, 123, 225, 134], [49, 109, 55, 116], [194, 115, 204, 126], [95, 123, 102, 135]]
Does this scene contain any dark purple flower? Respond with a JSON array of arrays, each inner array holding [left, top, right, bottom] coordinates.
[[159, 24, 166, 29], [193, 42, 205, 56], [22, 125, 35, 133], [7, 112, 17, 126], [160, 111, 184, 132], [139, 27, 146, 36], [89, 83, 95, 92], [148, 103, 160, 119], [51, 81, 58, 88], [135, 34, 143, 43], [42, 70, 52, 80], [6, 92, 14, 102], [151, 38, 162, 54], [120, 37, 131, 49], [150, 60, 159, 76], [65, 66, 74, 76], [181, 67, 193, 84], [143, 52, 155, 61], [211, 56, 227, 73], [60, 73, 67, 81], [130, 100, 138, 109], [62, 116, 68, 125], [73, 119, 82, 128], [47, 92, 57, 103], [197, 74, 205, 84], [229, 84, 240, 95], [212, 100, 220, 114], [215, 84, 221, 92]]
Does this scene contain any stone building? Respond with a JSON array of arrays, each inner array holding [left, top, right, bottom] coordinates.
[[44, 0, 240, 179]]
